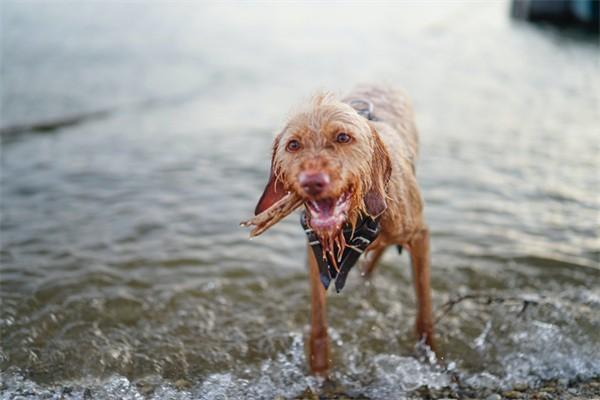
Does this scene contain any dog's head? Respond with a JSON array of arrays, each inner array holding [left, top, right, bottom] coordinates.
[[255, 93, 391, 245]]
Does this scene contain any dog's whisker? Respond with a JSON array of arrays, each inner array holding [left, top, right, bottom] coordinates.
[[336, 230, 346, 262], [328, 245, 340, 274], [334, 234, 342, 262], [349, 214, 358, 241]]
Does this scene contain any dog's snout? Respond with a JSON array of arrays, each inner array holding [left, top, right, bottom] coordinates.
[[299, 171, 330, 196]]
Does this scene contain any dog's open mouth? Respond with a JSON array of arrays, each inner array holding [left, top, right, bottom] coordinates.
[[304, 190, 353, 235], [304, 189, 353, 270]]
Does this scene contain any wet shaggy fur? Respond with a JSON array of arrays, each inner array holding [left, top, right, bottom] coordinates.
[[254, 84, 434, 375], [271, 85, 425, 247]]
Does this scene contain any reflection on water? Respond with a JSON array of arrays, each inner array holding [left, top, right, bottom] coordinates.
[[1, 1, 599, 398]]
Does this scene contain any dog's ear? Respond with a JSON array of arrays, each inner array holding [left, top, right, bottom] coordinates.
[[255, 135, 287, 215], [364, 127, 392, 218]]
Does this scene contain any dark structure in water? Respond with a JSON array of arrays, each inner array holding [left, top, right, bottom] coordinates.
[[511, 0, 600, 31]]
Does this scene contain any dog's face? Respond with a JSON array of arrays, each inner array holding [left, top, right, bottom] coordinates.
[[254, 94, 391, 249]]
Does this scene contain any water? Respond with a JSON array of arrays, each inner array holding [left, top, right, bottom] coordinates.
[[1, 1, 599, 399]]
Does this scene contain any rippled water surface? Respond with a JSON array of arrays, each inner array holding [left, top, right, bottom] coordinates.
[[1, 1, 599, 399]]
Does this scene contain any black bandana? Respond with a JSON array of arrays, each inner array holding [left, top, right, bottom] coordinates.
[[301, 211, 381, 292]]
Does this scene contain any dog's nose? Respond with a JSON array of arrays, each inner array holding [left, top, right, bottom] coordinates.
[[299, 171, 330, 196]]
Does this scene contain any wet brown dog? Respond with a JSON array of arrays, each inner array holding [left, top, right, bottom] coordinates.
[[252, 85, 433, 376]]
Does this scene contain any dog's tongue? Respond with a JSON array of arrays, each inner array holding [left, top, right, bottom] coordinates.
[[313, 199, 334, 216], [307, 197, 348, 233]]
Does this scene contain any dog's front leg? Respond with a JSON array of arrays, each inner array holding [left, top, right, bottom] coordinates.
[[407, 227, 435, 350], [306, 244, 330, 376]]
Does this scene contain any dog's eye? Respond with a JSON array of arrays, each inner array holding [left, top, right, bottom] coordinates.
[[336, 132, 352, 144], [286, 139, 301, 152]]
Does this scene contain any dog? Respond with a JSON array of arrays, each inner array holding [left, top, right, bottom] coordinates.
[[249, 85, 434, 376]]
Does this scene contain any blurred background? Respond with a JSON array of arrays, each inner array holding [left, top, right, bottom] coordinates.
[[1, 1, 599, 399]]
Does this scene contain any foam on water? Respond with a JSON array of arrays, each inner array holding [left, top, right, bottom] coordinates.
[[2, 306, 599, 399]]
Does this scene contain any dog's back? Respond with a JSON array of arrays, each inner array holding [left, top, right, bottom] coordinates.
[[343, 85, 419, 163]]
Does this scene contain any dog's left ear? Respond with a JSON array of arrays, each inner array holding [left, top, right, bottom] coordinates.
[[364, 127, 392, 218], [254, 135, 287, 215]]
